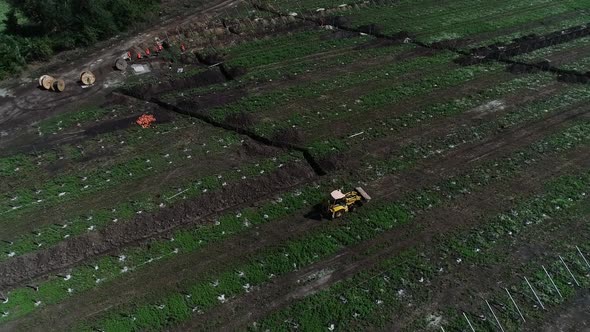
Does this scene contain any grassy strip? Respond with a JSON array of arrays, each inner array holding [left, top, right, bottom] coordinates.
[[0, 128, 243, 219], [306, 71, 562, 157], [464, 14, 590, 48], [419, 2, 589, 43], [561, 54, 590, 72], [339, 0, 557, 36], [160, 42, 416, 102], [0, 152, 298, 262], [0, 116, 203, 185], [254, 61, 502, 136], [0, 153, 303, 323], [223, 30, 373, 69], [37, 107, 115, 135], [363, 84, 590, 178], [275, 69, 553, 149], [204, 51, 460, 121], [254, 170, 590, 331], [511, 35, 590, 62], [82, 120, 590, 331]]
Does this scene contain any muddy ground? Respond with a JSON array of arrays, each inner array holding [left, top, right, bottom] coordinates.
[[1, 1, 590, 331]]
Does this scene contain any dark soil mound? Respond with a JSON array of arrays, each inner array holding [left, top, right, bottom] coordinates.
[[224, 111, 255, 128], [271, 127, 302, 145]]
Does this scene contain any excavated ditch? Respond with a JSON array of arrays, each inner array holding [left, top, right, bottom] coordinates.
[[253, 1, 590, 84], [151, 98, 328, 176]]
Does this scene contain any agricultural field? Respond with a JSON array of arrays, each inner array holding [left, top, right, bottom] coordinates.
[[0, 0, 590, 331]]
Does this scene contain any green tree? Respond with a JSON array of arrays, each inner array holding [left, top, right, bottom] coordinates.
[[0, 35, 26, 77]]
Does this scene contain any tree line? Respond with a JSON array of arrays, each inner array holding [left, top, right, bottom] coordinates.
[[0, 0, 160, 79]]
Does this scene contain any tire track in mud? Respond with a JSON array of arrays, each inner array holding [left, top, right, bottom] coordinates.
[[185, 129, 590, 332], [3, 94, 587, 332]]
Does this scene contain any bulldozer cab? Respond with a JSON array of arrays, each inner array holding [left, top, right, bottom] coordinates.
[[324, 188, 370, 219], [329, 190, 347, 206]]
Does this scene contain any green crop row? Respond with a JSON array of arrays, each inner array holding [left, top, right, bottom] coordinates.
[[0, 115, 201, 187], [465, 14, 590, 49], [305, 71, 556, 157], [420, 2, 589, 43], [511, 35, 590, 62], [338, 0, 555, 35], [0, 153, 304, 323], [37, 107, 116, 135], [223, 30, 373, 69], [561, 54, 590, 72], [254, 170, 590, 331], [0, 152, 298, 262], [82, 120, 590, 331], [364, 84, 590, 178], [205, 51, 459, 122], [0, 127, 243, 219], [162, 39, 416, 103], [256, 62, 504, 137]]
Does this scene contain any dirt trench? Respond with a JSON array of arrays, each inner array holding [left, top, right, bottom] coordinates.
[[150, 97, 328, 176], [253, 2, 590, 84]]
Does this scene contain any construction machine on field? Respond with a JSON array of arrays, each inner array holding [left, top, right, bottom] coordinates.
[[324, 187, 371, 219]]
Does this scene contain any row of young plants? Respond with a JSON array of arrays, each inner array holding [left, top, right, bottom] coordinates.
[[465, 14, 590, 49], [362, 84, 590, 179], [0, 113, 207, 187], [254, 169, 590, 331], [81, 120, 590, 331], [421, 1, 590, 42], [0, 120, 208, 199], [254, 60, 504, 137], [437, 215, 590, 331], [222, 30, 373, 69], [337, 0, 559, 37], [0, 153, 306, 323], [0, 151, 299, 262], [418, 1, 589, 43], [160, 41, 416, 104], [561, 54, 590, 72], [0, 124, 244, 220], [511, 35, 590, 62], [305, 71, 557, 158], [37, 107, 120, 135], [204, 51, 459, 122]]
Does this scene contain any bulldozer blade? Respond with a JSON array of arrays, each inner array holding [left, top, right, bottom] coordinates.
[[355, 187, 371, 201]]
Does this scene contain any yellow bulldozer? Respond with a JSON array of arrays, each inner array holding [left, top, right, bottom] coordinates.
[[324, 187, 371, 219]]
